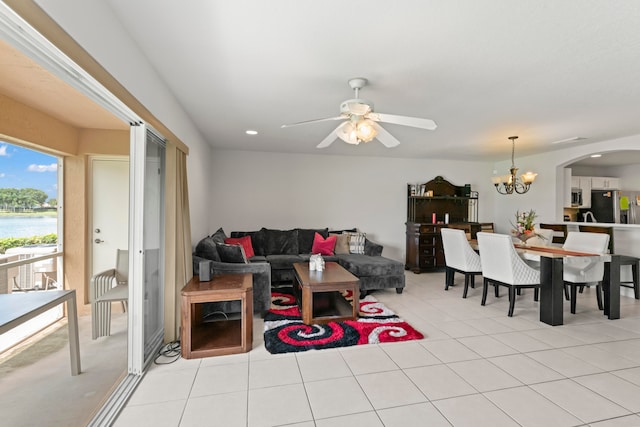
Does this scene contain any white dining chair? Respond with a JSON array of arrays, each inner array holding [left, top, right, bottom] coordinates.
[[477, 232, 541, 317], [441, 228, 482, 298], [562, 231, 610, 314], [90, 249, 129, 339]]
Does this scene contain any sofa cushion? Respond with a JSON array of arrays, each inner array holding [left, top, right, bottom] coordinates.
[[224, 235, 255, 258], [329, 228, 357, 234], [211, 227, 227, 245], [194, 236, 221, 262], [331, 233, 350, 254], [262, 228, 299, 255], [216, 243, 248, 263], [248, 255, 267, 263], [337, 254, 404, 277], [347, 232, 366, 254], [297, 228, 329, 253], [312, 232, 336, 256], [230, 230, 266, 256], [265, 254, 304, 270]]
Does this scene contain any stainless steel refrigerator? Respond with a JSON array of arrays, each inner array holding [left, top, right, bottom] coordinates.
[[620, 191, 640, 224], [582, 190, 620, 223]]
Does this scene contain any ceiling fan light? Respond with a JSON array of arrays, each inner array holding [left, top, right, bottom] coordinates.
[[356, 119, 377, 142], [336, 121, 360, 145]]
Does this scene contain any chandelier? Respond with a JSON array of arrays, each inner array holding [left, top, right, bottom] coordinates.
[[492, 136, 537, 195]]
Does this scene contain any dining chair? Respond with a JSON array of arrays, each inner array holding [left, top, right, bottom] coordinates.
[[441, 228, 482, 298], [562, 231, 610, 314], [477, 232, 540, 316], [90, 249, 129, 339]]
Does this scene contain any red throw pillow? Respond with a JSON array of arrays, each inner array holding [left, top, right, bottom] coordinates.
[[224, 235, 255, 258], [311, 232, 337, 256]]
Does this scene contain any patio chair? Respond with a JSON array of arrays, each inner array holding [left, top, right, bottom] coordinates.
[[477, 232, 540, 317], [91, 249, 128, 339], [441, 228, 482, 298]]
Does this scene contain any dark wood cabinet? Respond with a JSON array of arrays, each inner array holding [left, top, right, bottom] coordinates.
[[405, 176, 480, 273]]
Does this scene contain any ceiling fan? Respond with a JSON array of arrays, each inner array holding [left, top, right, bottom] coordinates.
[[281, 77, 437, 148]]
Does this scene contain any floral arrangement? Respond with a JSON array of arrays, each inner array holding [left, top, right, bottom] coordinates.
[[511, 209, 539, 242]]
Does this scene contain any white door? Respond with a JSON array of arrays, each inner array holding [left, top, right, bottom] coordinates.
[[91, 157, 129, 276]]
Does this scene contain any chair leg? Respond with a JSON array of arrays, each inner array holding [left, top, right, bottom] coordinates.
[[534, 287, 539, 302], [494, 281, 500, 298], [564, 284, 570, 301], [596, 284, 603, 310], [463, 274, 470, 298], [579, 285, 585, 293], [445, 267, 453, 290], [633, 264, 639, 300], [481, 278, 489, 306], [508, 286, 516, 317], [470, 274, 475, 289], [570, 284, 577, 314]]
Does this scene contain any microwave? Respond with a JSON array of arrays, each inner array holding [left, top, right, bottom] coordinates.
[[571, 187, 582, 206]]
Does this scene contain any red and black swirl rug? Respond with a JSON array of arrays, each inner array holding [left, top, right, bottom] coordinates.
[[263, 289, 424, 354]]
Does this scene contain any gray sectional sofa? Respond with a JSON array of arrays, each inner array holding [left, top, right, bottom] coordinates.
[[192, 227, 405, 316]]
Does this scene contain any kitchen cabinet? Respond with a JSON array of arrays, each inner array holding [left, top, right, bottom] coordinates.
[[567, 173, 591, 208], [591, 177, 620, 190]]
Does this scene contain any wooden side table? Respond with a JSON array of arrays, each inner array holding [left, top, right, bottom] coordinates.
[[181, 273, 253, 359]]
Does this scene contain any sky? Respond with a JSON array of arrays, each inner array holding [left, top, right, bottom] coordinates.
[[0, 141, 58, 200]]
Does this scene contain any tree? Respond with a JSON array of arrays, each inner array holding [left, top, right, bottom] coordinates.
[[48, 198, 57, 207]]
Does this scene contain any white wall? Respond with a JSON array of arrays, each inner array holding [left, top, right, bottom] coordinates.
[[35, 0, 212, 243], [209, 149, 494, 261], [490, 135, 640, 233]]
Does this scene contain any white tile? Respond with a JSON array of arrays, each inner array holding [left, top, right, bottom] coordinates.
[[522, 327, 587, 348], [247, 383, 312, 427], [199, 352, 249, 367], [485, 386, 582, 427], [304, 376, 373, 419], [463, 317, 516, 334], [420, 338, 481, 363], [448, 359, 522, 392], [526, 349, 603, 377], [179, 391, 247, 427], [315, 411, 383, 427], [457, 335, 518, 358], [433, 394, 520, 427], [356, 370, 426, 409], [574, 373, 640, 412], [190, 363, 248, 397], [431, 320, 485, 338], [127, 368, 197, 406], [248, 356, 302, 389], [590, 415, 640, 426], [612, 366, 640, 387], [530, 379, 630, 423], [487, 354, 563, 384], [295, 349, 352, 382], [379, 341, 441, 368], [492, 331, 551, 352], [377, 402, 451, 427], [561, 344, 638, 371], [339, 345, 398, 375], [114, 399, 186, 427], [404, 364, 476, 400]]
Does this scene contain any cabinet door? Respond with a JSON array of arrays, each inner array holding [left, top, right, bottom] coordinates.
[[571, 176, 580, 188], [580, 178, 591, 208], [591, 177, 606, 190], [607, 178, 620, 189]]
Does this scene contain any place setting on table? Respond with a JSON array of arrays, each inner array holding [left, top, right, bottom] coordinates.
[[468, 209, 621, 326]]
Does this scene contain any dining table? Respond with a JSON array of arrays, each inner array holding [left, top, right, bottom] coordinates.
[[470, 240, 621, 326]]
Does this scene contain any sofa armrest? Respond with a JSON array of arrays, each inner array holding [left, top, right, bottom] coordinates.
[[364, 238, 383, 256], [193, 255, 272, 316]]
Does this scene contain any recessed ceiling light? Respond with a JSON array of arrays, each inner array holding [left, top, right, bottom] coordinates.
[[245, 130, 258, 135], [550, 136, 588, 145], [590, 154, 602, 158]]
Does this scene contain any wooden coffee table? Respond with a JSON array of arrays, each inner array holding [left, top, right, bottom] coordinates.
[[293, 262, 360, 325]]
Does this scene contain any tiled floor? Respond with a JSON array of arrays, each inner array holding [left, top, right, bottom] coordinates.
[[115, 272, 640, 426]]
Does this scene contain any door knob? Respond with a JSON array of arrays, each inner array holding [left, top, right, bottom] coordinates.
[[95, 228, 101, 233], [95, 239, 104, 244]]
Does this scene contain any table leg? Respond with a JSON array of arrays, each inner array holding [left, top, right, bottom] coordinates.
[[603, 255, 621, 320], [66, 291, 81, 376], [539, 257, 564, 326]]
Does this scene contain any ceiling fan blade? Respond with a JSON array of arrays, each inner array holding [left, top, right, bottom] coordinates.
[[372, 122, 400, 148], [281, 115, 345, 128], [316, 122, 346, 148], [369, 112, 437, 130]]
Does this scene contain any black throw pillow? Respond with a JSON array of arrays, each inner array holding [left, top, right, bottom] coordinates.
[[216, 243, 248, 263], [195, 236, 221, 262], [211, 227, 227, 245]]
